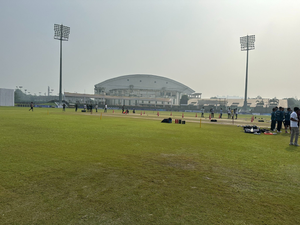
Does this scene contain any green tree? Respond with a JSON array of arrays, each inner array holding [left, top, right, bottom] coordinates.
[[287, 98, 300, 109], [180, 95, 189, 104], [14, 89, 23, 103]]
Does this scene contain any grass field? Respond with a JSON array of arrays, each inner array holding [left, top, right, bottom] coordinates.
[[1, 107, 299, 224]]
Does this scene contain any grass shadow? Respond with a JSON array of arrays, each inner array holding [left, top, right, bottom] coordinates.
[[285, 146, 300, 152]]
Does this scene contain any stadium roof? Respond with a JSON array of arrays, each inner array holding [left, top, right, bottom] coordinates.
[[95, 74, 195, 94]]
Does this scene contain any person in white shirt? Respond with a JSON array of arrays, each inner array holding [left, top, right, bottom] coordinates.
[[227, 108, 231, 119], [290, 107, 299, 146]]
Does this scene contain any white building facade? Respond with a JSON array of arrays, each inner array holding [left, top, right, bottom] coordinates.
[[0, 88, 14, 106], [94, 74, 195, 106]]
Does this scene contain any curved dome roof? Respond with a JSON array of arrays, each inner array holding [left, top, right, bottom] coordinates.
[[95, 74, 195, 94]]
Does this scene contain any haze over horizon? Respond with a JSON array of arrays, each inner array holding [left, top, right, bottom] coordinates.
[[1, 0, 300, 99]]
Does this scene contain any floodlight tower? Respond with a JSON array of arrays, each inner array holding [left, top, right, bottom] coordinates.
[[54, 24, 70, 106], [240, 35, 255, 111]]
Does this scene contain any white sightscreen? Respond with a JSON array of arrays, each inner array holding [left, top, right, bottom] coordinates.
[[0, 88, 14, 106]]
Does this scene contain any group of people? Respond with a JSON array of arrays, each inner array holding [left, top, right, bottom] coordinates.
[[227, 108, 238, 120], [82, 104, 95, 112], [75, 103, 107, 113], [270, 107, 292, 133], [270, 106, 299, 146], [201, 107, 238, 119], [121, 105, 135, 114]]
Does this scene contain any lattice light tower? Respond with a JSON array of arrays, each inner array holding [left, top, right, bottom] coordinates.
[[54, 24, 70, 106], [240, 35, 255, 111]]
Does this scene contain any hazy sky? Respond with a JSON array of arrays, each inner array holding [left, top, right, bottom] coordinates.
[[1, 0, 300, 99]]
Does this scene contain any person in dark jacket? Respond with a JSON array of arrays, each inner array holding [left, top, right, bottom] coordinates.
[[29, 102, 34, 111], [284, 107, 291, 133], [271, 108, 277, 131], [275, 107, 284, 132], [210, 108, 214, 118], [234, 108, 238, 119]]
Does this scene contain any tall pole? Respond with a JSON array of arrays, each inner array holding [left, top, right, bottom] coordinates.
[[54, 24, 70, 107], [59, 25, 63, 106], [240, 34, 255, 112], [243, 35, 249, 110]]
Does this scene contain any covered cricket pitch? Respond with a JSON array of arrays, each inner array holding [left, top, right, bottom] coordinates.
[[0, 107, 299, 224]]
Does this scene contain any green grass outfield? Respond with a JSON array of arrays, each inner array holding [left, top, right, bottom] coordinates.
[[0, 107, 299, 224]]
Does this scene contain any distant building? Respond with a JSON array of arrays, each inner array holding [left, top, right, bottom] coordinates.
[[14, 88, 59, 103], [216, 95, 243, 99], [0, 88, 14, 106], [188, 97, 288, 113], [93, 74, 195, 106]]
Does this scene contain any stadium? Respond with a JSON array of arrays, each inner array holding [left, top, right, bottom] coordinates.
[[66, 74, 195, 107]]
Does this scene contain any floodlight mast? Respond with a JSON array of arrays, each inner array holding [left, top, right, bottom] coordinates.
[[240, 35, 255, 111], [54, 24, 70, 106]]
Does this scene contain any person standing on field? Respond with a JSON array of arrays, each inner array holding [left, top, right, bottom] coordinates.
[[220, 108, 222, 118], [29, 102, 34, 111], [104, 104, 107, 113], [234, 108, 238, 119], [211, 108, 214, 118], [290, 107, 299, 146], [75, 103, 78, 112], [297, 107, 300, 127], [284, 107, 291, 133], [95, 104, 98, 113], [276, 107, 284, 132], [271, 108, 277, 131]]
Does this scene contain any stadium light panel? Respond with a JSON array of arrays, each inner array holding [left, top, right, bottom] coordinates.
[[54, 24, 70, 41], [240, 35, 255, 51]]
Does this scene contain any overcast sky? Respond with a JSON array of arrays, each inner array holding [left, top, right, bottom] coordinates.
[[1, 0, 300, 99]]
